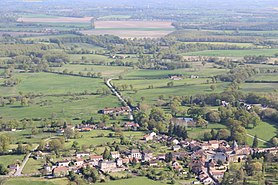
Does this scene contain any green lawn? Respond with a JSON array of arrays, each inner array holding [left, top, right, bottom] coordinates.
[[0, 155, 25, 168], [65, 130, 145, 150], [247, 121, 277, 142], [22, 158, 44, 174]]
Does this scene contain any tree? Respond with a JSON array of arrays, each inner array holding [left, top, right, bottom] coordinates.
[[102, 147, 110, 160], [0, 134, 11, 153], [0, 164, 8, 175], [252, 135, 259, 148], [64, 127, 74, 140], [206, 111, 221, 123], [217, 129, 230, 140], [210, 85, 216, 91], [271, 137, 278, 147], [204, 132, 212, 141], [49, 139, 64, 154]]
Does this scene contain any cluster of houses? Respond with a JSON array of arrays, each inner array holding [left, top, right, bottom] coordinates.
[[101, 106, 131, 116], [44, 130, 278, 183]]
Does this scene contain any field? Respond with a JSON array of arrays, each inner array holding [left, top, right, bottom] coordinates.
[[0, 72, 105, 96], [17, 16, 93, 23], [4, 177, 69, 185], [81, 20, 175, 38], [65, 130, 145, 150], [247, 121, 277, 143], [240, 83, 278, 93], [22, 158, 44, 174], [184, 48, 278, 57], [0, 155, 25, 168], [95, 177, 168, 185]]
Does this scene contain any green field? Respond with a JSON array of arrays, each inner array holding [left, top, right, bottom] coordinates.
[[95, 177, 167, 185], [52, 64, 132, 78], [0, 155, 25, 168], [4, 177, 68, 185], [240, 83, 278, 93], [184, 48, 278, 57], [65, 130, 145, 150], [0, 72, 106, 96], [247, 121, 277, 143], [249, 73, 278, 81]]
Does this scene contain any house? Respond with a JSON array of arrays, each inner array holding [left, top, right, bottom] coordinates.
[[52, 166, 69, 177], [211, 171, 225, 179], [142, 150, 153, 161], [171, 118, 196, 127], [99, 160, 117, 173], [43, 163, 52, 172], [34, 150, 44, 159], [172, 161, 182, 171], [149, 160, 158, 167], [190, 75, 199, 79], [111, 151, 120, 159], [116, 158, 123, 167], [8, 164, 19, 171], [208, 140, 219, 149], [169, 75, 183, 81], [102, 106, 131, 115], [81, 127, 92, 132], [76, 152, 90, 158], [143, 132, 156, 141], [172, 139, 180, 145], [157, 154, 166, 160], [131, 149, 142, 160], [124, 122, 140, 130], [90, 155, 103, 162], [172, 145, 181, 151], [74, 158, 84, 166], [56, 160, 70, 167]]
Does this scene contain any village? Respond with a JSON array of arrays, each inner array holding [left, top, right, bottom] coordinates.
[[7, 124, 277, 185]]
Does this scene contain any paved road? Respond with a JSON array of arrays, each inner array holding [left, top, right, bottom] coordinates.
[[14, 137, 52, 176], [106, 78, 133, 120], [246, 133, 268, 143]]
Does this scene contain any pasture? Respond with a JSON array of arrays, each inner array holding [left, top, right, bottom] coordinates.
[[95, 177, 167, 185], [4, 177, 69, 185], [0, 155, 25, 168], [0, 72, 105, 96], [17, 16, 93, 23]]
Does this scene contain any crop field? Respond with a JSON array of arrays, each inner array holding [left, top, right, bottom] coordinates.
[[248, 73, 278, 81], [17, 16, 93, 23], [81, 20, 175, 38], [184, 48, 278, 57]]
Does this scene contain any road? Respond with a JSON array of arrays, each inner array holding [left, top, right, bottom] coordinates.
[[106, 78, 133, 120], [14, 137, 52, 176]]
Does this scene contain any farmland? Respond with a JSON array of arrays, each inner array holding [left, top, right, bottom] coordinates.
[[0, 1, 278, 185], [82, 20, 175, 38]]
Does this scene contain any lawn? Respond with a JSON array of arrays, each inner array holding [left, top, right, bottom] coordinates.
[[65, 130, 146, 150], [22, 158, 44, 174], [247, 121, 277, 143], [0, 154, 25, 168], [4, 177, 69, 185]]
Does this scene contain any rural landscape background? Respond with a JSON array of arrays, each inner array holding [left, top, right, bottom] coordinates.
[[0, 0, 277, 185]]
